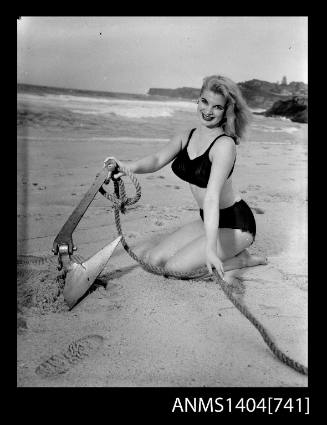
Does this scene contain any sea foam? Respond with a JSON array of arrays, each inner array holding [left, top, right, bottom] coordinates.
[[18, 92, 197, 119]]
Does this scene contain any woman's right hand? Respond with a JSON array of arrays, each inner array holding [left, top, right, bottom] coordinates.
[[205, 246, 224, 280], [103, 156, 127, 179]]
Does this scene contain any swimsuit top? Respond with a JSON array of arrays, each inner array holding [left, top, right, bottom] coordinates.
[[171, 128, 236, 188]]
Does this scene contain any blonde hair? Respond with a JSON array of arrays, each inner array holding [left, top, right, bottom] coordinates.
[[200, 75, 252, 144]]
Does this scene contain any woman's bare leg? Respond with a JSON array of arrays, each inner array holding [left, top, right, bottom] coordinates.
[[163, 228, 267, 274], [140, 217, 267, 274], [142, 219, 206, 266]]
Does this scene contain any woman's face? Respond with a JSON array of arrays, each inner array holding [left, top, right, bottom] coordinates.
[[197, 89, 226, 128]]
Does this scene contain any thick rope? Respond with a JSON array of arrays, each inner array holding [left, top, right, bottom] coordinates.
[[100, 167, 308, 376]]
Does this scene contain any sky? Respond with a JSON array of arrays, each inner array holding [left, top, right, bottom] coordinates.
[[17, 16, 308, 94]]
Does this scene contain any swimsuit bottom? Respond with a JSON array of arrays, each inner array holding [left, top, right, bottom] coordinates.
[[199, 199, 256, 239]]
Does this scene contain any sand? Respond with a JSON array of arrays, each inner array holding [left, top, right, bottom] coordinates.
[[17, 125, 308, 387]]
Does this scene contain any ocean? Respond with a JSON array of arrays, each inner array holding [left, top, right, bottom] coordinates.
[[17, 84, 307, 146]]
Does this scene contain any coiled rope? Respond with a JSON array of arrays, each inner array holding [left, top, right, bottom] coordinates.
[[99, 166, 308, 376]]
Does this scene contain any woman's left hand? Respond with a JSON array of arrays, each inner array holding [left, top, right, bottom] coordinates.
[[205, 247, 224, 280]]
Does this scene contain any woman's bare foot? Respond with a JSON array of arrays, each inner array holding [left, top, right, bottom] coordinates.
[[223, 249, 268, 272], [235, 249, 268, 268]]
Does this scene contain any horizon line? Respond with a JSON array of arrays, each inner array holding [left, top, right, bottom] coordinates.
[[17, 78, 308, 97]]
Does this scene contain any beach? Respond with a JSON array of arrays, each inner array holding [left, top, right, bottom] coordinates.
[[17, 87, 308, 387]]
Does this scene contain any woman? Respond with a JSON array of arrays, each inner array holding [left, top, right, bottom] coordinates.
[[104, 75, 267, 279]]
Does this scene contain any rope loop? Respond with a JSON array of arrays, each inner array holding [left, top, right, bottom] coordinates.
[[99, 166, 141, 214]]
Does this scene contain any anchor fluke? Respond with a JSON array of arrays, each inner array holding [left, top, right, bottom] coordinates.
[[63, 236, 122, 308]]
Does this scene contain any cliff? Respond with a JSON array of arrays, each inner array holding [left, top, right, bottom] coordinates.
[[148, 79, 308, 111]]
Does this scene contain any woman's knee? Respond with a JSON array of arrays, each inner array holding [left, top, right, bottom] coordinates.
[[165, 256, 191, 274], [164, 256, 180, 273], [143, 249, 167, 267]]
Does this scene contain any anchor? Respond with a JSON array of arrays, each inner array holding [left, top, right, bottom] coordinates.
[[52, 161, 122, 309]]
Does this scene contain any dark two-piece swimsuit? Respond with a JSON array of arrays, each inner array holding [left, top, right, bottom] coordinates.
[[171, 128, 256, 239]]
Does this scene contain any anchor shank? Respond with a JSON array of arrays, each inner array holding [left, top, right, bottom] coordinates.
[[52, 166, 114, 255]]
